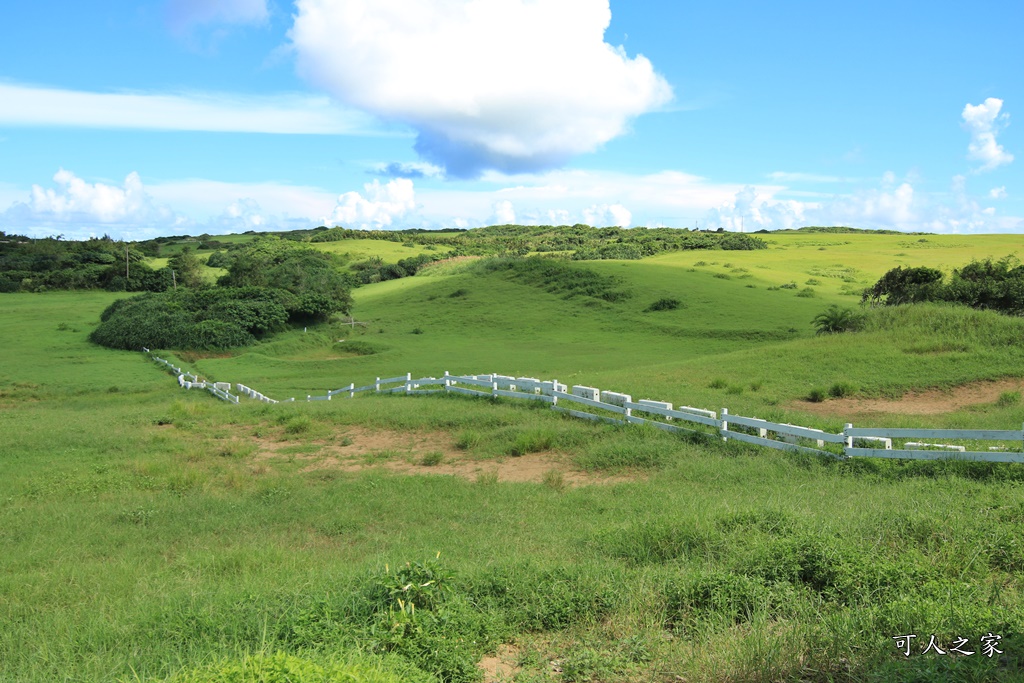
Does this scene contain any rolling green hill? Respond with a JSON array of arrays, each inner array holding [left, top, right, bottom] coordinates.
[[2, 230, 1024, 683]]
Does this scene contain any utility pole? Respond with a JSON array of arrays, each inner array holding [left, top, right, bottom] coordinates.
[[172, 270, 177, 290]]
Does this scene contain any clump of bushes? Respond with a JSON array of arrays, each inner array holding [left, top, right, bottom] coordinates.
[[644, 297, 681, 312], [864, 257, 1024, 315], [90, 287, 298, 351]]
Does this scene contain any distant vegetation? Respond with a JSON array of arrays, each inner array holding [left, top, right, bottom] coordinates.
[[310, 224, 768, 258], [0, 235, 170, 293]]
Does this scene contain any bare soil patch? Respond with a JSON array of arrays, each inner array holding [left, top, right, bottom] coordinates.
[[794, 378, 1024, 417], [479, 644, 521, 682], [252, 426, 637, 486]]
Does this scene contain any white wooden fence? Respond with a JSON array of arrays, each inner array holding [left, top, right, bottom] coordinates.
[[145, 352, 1024, 464]]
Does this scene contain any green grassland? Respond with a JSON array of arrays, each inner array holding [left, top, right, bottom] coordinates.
[[3, 232, 1024, 682]]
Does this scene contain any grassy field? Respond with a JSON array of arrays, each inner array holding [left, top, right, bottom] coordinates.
[[3, 232, 1024, 682]]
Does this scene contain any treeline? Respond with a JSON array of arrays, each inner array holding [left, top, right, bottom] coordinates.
[[310, 224, 768, 258], [91, 237, 352, 351], [0, 236, 177, 293], [863, 257, 1024, 315]]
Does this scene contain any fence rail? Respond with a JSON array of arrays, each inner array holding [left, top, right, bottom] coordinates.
[[144, 351, 1024, 465]]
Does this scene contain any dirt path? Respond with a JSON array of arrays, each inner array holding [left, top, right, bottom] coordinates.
[[794, 378, 1024, 417]]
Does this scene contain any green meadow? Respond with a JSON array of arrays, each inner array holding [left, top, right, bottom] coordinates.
[[3, 232, 1024, 682]]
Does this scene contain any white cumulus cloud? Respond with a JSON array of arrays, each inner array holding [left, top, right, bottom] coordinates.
[[491, 200, 517, 225], [0, 169, 189, 238], [962, 98, 1014, 172], [289, 0, 672, 177], [583, 203, 632, 227], [324, 179, 417, 229], [990, 186, 1007, 199]]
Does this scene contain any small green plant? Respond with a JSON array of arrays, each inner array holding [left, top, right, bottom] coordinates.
[[455, 429, 483, 450], [410, 327, 424, 335], [996, 391, 1021, 408], [476, 471, 499, 485], [708, 378, 728, 389], [644, 297, 681, 312], [805, 278, 822, 285], [807, 388, 826, 403], [796, 287, 816, 298], [542, 469, 566, 491], [749, 380, 763, 392], [285, 415, 313, 434], [828, 382, 856, 398], [812, 305, 865, 334], [420, 451, 444, 466], [780, 282, 797, 289], [693, 260, 707, 266], [448, 288, 469, 298], [713, 273, 732, 280], [725, 385, 744, 395]]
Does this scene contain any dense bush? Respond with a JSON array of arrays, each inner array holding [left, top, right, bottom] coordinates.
[[90, 287, 296, 351], [864, 257, 1024, 315]]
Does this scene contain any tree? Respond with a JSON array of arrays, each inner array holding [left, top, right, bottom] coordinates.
[[861, 266, 944, 306], [168, 246, 204, 288]]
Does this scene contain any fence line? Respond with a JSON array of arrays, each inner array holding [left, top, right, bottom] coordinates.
[[145, 352, 1024, 464]]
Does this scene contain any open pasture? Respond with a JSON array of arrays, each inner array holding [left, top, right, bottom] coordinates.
[[3, 231, 1024, 682]]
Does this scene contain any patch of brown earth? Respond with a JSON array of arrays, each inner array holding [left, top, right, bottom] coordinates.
[[794, 378, 1024, 417], [479, 644, 521, 683], [254, 426, 637, 486]]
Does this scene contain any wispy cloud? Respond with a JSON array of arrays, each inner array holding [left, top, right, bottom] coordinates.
[[166, 0, 268, 34], [370, 162, 446, 180], [0, 82, 399, 136], [767, 171, 861, 183]]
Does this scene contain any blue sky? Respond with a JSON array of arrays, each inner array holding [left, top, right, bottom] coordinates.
[[0, 0, 1021, 239]]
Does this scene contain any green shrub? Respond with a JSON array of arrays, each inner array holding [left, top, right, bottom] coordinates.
[[996, 391, 1021, 408], [420, 451, 444, 466], [644, 297, 681, 312], [796, 287, 816, 297], [812, 304, 865, 335], [828, 382, 856, 398], [807, 388, 826, 402]]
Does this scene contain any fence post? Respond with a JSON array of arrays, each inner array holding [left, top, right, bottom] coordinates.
[[349, 382, 355, 398], [721, 408, 729, 442], [492, 381, 498, 398], [844, 423, 854, 454], [375, 377, 381, 392]]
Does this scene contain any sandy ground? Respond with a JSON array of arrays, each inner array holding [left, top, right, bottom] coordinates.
[[794, 377, 1024, 417], [478, 644, 521, 682]]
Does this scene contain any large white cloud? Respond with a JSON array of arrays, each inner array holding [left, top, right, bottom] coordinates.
[[323, 179, 417, 229], [962, 98, 1014, 173], [289, 0, 672, 177]]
